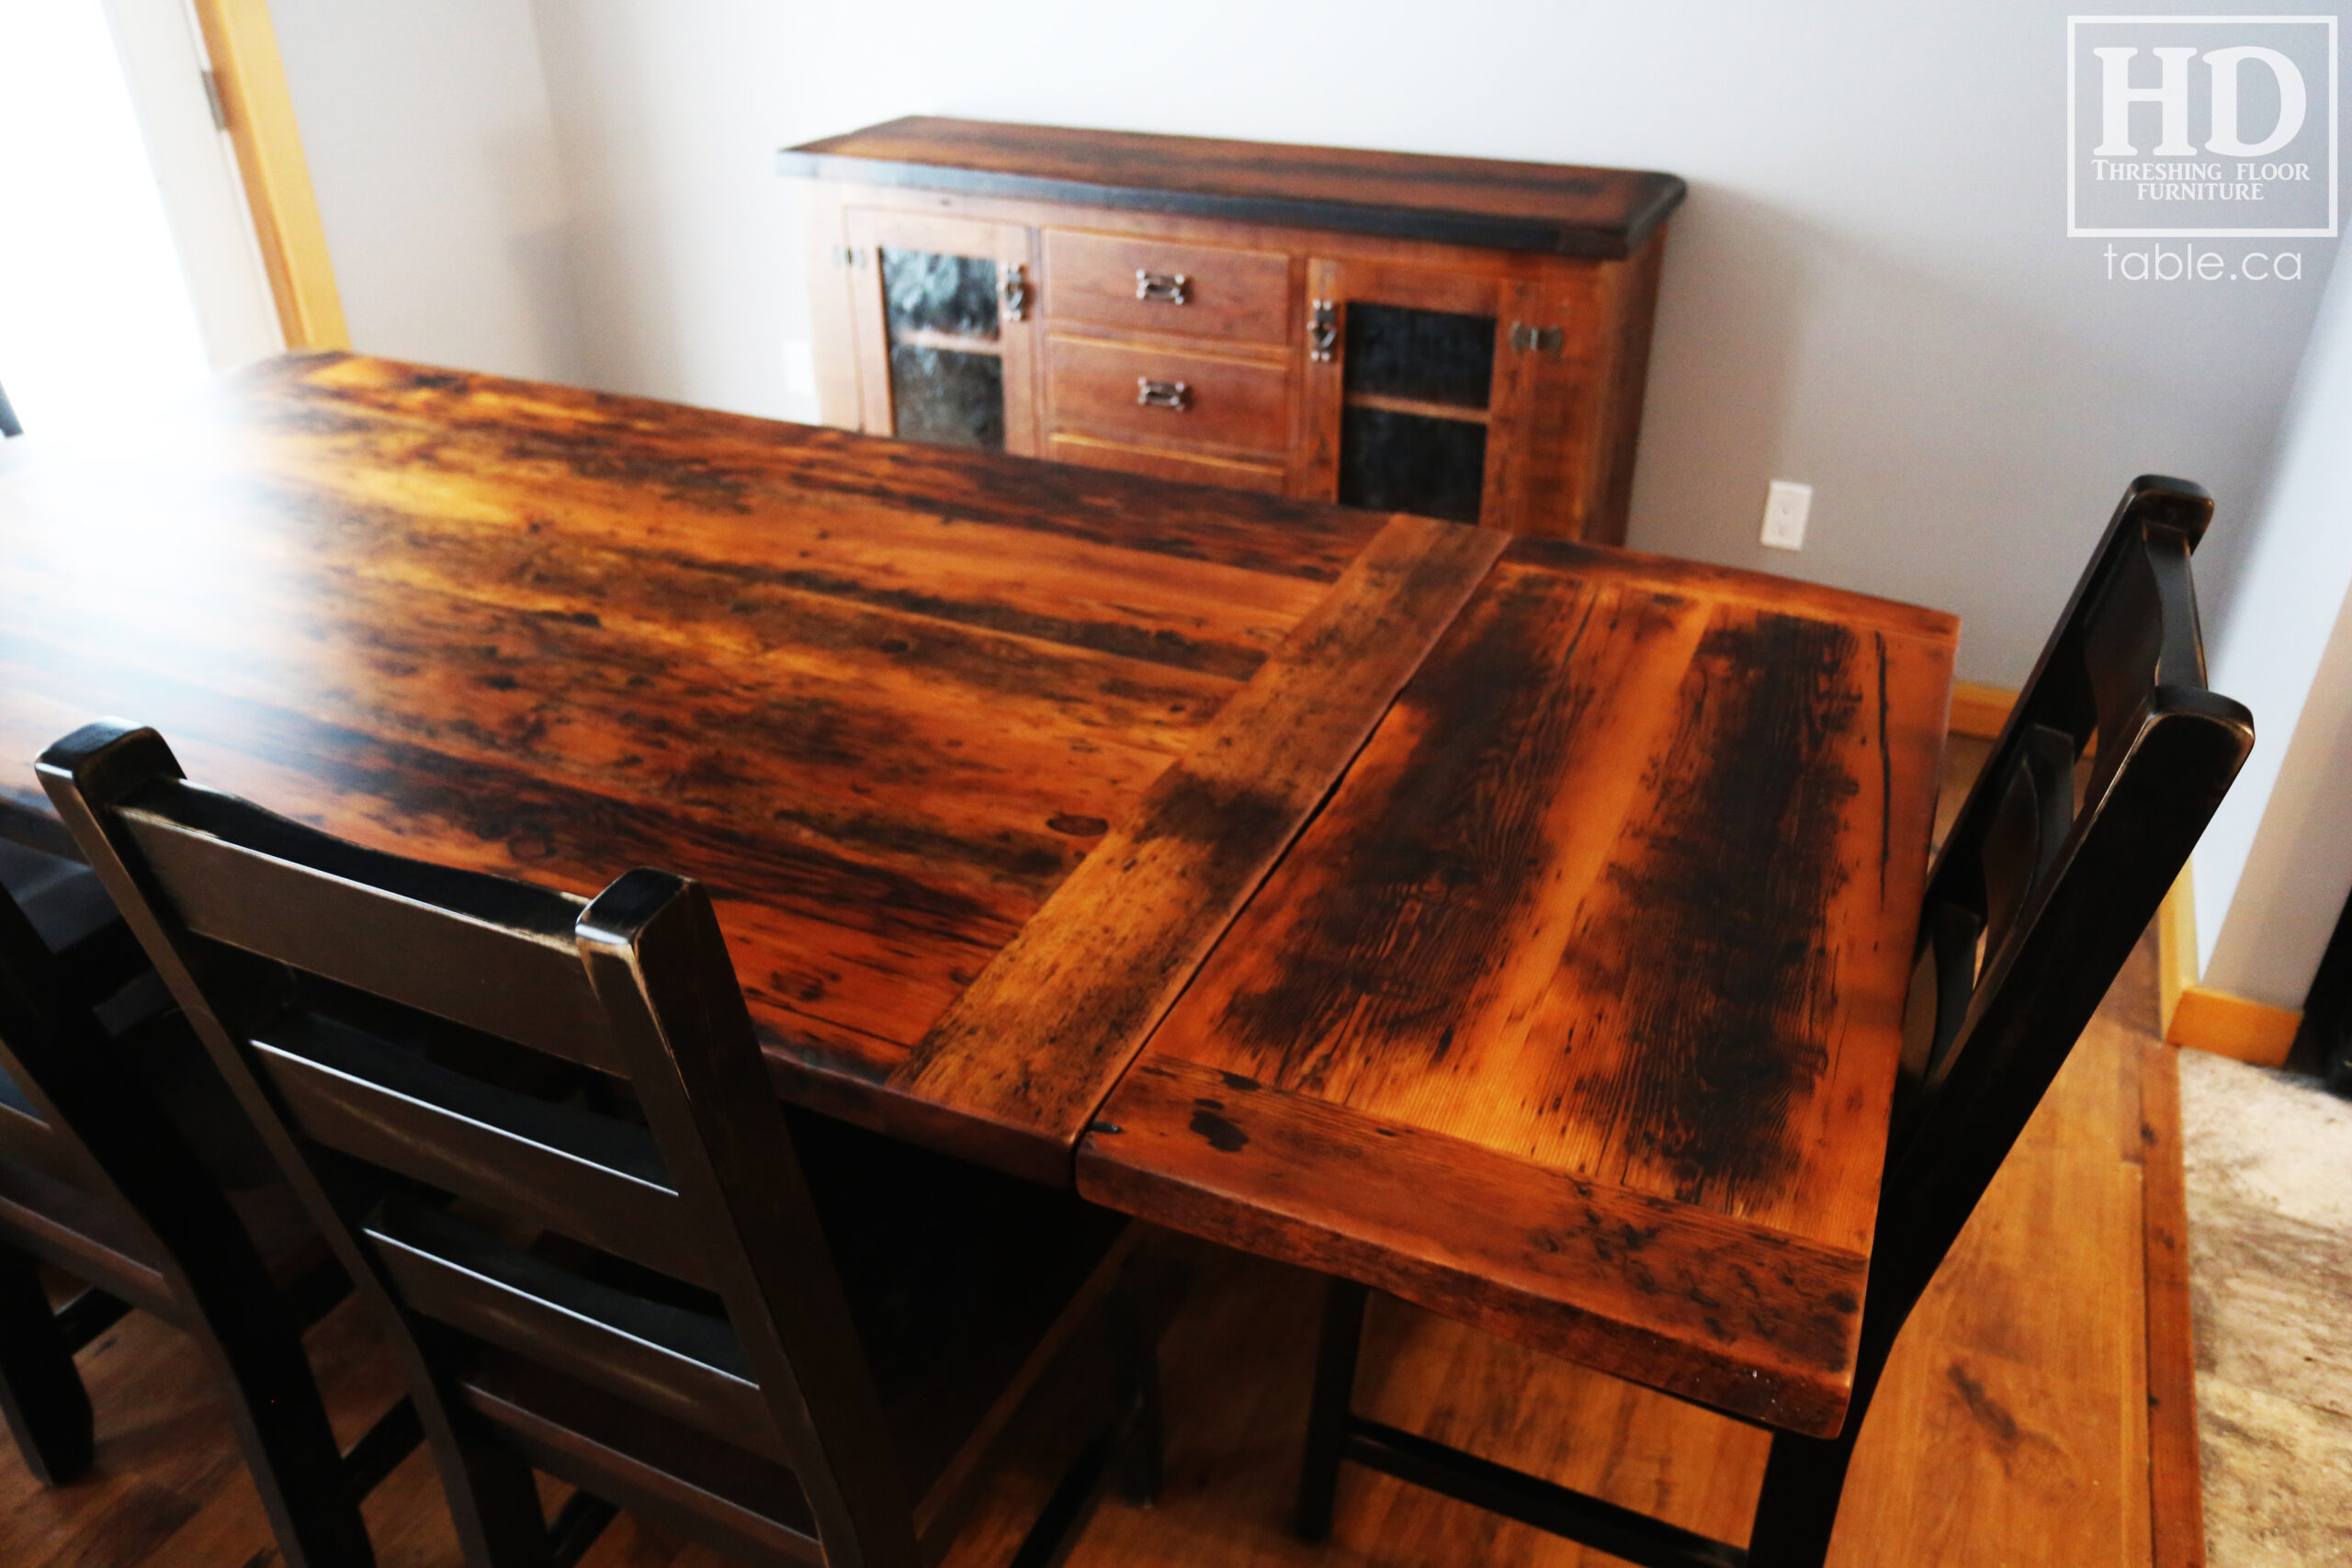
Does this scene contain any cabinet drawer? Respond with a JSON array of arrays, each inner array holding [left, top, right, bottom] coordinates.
[[1045, 230, 1292, 344], [1049, 433, 1285, 495], [1046, 335, 1291, 457]]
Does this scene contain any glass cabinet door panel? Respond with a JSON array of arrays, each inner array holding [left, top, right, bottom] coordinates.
[[887, 343, 1005, 449], [1337, 404, 1488, 524], [882, 248, 1000, 341], [1329, 297, 1498, 524], [877, 245, 1005, 451], [1341, 303, 1496, 410]]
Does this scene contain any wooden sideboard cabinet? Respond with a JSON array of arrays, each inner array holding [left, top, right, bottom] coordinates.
[[778, 118, 1684, 541]]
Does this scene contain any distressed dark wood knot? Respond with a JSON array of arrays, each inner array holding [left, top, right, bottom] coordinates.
[[1217, 1070, 1260, 1091], [1046, 814, 1110, 838], [1187, 1106, 1249, 1153]]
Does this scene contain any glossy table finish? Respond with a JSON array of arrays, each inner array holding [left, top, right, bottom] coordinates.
[[1078, 539, 1958, 1435], [0, 355, 1408, 1153], [0, 354, 1956, 1435]]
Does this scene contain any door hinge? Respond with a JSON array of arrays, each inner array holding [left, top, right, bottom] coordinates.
[[1307, 299, 1338, 362], [199, 69, 229, 132], [834, 245, 866, 268], [1510, 323, 1563, 354]]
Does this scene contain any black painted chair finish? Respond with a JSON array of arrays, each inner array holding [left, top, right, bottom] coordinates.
[[1293, 476, 2257, 1568], [0, 839, 414, 1566], [40, 723, 1157, 1568]]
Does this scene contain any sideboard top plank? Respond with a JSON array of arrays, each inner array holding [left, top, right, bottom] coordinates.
[[777, 118, 1687, 259]]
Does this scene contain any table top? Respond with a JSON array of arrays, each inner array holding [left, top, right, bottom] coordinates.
[[1078, 537, 1957, 1436], [776, 117, 1687, 258], [0, 354, 1955, 1436]]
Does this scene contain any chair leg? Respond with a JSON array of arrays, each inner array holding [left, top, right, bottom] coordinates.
[[431, 1423, 556, 1568], [189, 1304, 378, 1568], [399, 1322, 559, 1568], [1109, 1265, 1165, 1508], [1295, 1276, 1369, 1544], [1744, 1418, 1863, 1568], [0, 1248, 94, 1484]]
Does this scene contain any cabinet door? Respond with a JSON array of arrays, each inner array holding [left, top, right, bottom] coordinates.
[[843, 209, 1040, 456], [1298, 257, 1545, 530]]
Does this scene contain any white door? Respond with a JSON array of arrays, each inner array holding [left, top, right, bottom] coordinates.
[[0, 0, 279, 436]]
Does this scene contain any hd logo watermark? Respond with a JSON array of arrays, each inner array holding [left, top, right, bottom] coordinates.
[[2068, 15, 2337, 238]]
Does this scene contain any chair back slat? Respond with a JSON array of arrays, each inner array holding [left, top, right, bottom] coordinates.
[[248, 1009, 709, 1286], [1973, 722, 2075, 967], [0, 1104, 80, 1188], [118, 794, 618, 1074], [364, 1197, 791, 1462], [38, 719, 927, 1568], [1874, 476, 2252, 1352]]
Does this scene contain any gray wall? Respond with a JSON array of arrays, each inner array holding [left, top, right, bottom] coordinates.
[[273, 0, 2340, 684], [269, 0, 582, 385], [2198, 233, 2352, 1006]]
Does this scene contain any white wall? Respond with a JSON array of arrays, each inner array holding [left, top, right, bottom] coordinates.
[[268, 0, 581, 384], [2194, 235, 2352, 1009], [272, 0, 2339, 685], [526, 2, 798, 419]]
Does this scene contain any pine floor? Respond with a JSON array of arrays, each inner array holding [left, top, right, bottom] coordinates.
[[0, 736, 2207, 1568]]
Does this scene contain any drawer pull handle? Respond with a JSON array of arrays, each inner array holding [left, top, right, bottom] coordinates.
[[1308, 299, 1338, 362], [1136, 378, 1191, 411], [1135, 269, 1190, 306], [1001, 264, 1030, 322]]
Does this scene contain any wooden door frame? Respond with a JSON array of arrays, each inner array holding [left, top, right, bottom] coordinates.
[[185, 0, 346, 350]]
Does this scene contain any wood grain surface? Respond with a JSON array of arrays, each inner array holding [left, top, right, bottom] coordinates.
[[777, 118, 1687, 258], [0, 353, 1379, 1165], [1082, 536, 1957, 1433], [0, 353, 1958, 1427], [895, 515, 1507, 1180], [2137, 1041, 2205, 1568]]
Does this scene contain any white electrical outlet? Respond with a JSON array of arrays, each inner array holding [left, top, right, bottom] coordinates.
[[1760, 480, 1812, 550]]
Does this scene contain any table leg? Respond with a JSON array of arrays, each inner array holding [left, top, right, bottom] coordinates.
[[1295, 1276, 1369, 1542]]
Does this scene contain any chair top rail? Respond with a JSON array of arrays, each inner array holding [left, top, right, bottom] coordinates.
[[113, 781, 620, 1073]]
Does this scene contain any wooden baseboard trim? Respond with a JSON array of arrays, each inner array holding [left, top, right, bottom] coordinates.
[[2156, 867, 2196, 1038], [2154, 864, 2301, 1066], [2138, 1041, 2206, 1568], [1949, 682, 2016, 739], [2166, 986, 2300, 1066]]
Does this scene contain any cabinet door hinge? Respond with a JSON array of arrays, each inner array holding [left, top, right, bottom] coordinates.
[[199, 69, 229, 132]]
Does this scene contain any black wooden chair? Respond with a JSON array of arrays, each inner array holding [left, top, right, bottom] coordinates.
[[0, 838, 418, 1565], [1291, 475, 2256, 1568], [40, 723, 1161, 1568]]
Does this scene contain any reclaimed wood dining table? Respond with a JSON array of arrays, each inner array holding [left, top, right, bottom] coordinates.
[[0, 354, 1956, 1439]]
